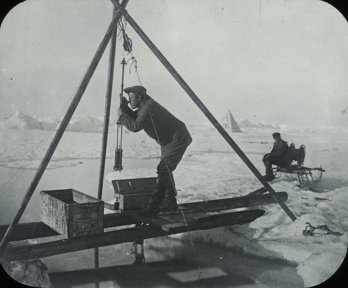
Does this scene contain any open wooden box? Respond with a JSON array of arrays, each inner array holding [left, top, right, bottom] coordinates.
[[40, 189, 104, 238]]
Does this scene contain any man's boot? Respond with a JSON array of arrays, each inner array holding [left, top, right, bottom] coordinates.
[[160, 197, 178, 213], [263, 169, 275, 182], [139, 173, 168, 216], [160, 174, 178, 213], [138, 199, 160, 217]]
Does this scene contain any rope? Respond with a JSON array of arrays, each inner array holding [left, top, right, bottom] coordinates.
[[149, 114, 202, 280], [117, 17, 142, 85], [126, 55, 142, 85], [118, 18, 200, 278], [118, 18, 132, 54], [303, 222, 343, 237]]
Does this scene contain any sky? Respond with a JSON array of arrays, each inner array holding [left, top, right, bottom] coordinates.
[[0, 0, 347, 128]]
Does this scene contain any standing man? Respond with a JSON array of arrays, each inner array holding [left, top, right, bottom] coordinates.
[[262, 132, 289, 181], [118, 85, 192, 216]]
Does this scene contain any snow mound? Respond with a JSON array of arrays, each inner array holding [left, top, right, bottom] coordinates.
[[297, 246, 346, 287], [66, 116, 104, 133], [239, 119, 279, 129], [0, 112, 107, 133], [1, 259, 51, 287], [2, 112, 56, 130]]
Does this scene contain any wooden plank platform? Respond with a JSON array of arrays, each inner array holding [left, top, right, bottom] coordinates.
[[124, 209, 265, 233], [1, 208, 264, 262], [0, 191, 287, 261], [0, 213, 136, 242], [0, 191, 287, 242], [177, 191, 287, 212]]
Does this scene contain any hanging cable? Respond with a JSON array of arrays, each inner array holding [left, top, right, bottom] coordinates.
[[149, 113, 202, 280], [118, 17, 133, 54], [114, 57, 127, 171], [118, 17, 142, 85], [113, 16, 133, 172], [124, 56, 141, 85], [115, 18, 201, 276], [114, 16, 141, 171]]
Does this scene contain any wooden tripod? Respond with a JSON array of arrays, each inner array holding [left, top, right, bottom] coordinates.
[[0, 0, 296, 259]]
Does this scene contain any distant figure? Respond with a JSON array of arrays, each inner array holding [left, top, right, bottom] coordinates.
[[262, 132, 289, 181], [118, 85, 192, 216]]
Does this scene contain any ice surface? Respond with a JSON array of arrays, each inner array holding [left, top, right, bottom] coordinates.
[[0, 123, 347, 286]]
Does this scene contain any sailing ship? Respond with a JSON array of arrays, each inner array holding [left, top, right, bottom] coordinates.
[[224, 110, 242, 133]]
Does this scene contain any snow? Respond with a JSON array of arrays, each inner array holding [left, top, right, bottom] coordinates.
[[1, 259, 51, 288], [0, 122, 347, 287], [1, 112, 280, 133], [0, 112, 105, 133], [66, 116, 104, 133], [1, 112, 57, 131], [238, 118, 279, 129]]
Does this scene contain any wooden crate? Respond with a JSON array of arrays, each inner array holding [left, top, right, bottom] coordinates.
[[40, 189, 104, 238], [112, 177, 156, 211]]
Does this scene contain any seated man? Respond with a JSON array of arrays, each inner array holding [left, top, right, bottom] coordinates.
[[262, 132, 289, 181], [118, 85, 192, 216]]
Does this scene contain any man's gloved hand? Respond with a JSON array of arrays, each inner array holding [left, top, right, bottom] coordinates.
[[118, 106, 123, 118], [118, 97, 128, 119], [119, 96, 131, 119], [120, 96, 129, 110]]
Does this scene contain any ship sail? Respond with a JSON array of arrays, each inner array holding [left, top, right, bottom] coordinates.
[[228, 110, 242, 133]]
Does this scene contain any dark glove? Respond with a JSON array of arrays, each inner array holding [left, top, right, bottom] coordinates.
[[120, 96, 129, 110]]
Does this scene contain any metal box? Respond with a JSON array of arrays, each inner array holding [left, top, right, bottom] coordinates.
[[40, 189, 104, 238], [112, 177, 156, 210]]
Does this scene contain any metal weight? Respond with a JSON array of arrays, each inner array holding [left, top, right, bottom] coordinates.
[[114, 148, 123, 171]]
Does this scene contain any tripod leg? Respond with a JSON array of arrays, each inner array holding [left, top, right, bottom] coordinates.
[[133, 239, 145, 265]]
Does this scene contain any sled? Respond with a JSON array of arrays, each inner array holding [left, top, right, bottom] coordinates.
[[272, 144, 325, 188]]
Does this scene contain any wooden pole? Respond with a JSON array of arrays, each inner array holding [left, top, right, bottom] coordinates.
[[110, 2, 297, 222], [97, 14, 118, 208], [0, 6, 127, 257], [95, 7, 119, 272]]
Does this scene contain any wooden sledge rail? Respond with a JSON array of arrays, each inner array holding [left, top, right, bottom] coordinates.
[[125, 209, 265, 233], [122, 191, 288, 233], [296, 166, 326, 172], [176, 191, 287, 212], [0, 209, 264, 262], [0, 191, 286, 242], [0, 213, 136, 242]]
